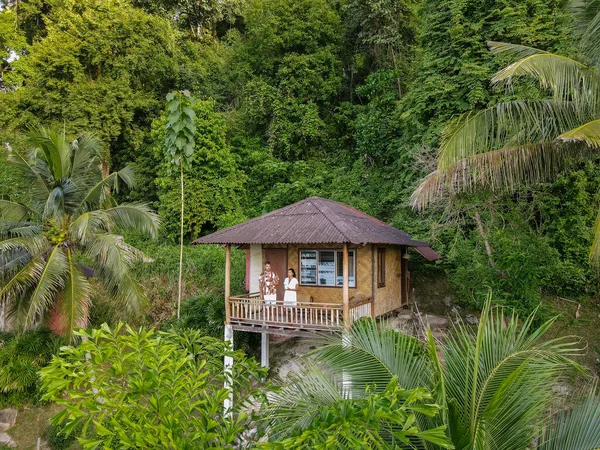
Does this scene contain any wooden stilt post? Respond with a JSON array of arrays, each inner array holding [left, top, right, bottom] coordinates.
[[225, 245, 231, 324], [261, 333, 269, 368], [223, 245, 233, 417], [343, 242, 350, 332], [342, 243, 352, 397]]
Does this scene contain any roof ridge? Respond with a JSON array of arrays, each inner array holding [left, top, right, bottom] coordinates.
[[309, 198, 350, 242]]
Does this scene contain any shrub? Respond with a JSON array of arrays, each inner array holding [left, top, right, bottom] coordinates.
[[41, 324, 268, 449], [0, 329, 63, 407], [44, 421, 80, 450], [163, 293, 261, 355]]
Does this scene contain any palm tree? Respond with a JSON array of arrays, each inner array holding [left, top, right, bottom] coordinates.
[[0, 126, 159, 340], [410, 3, 600, 264], [262, 299, 600, 449]]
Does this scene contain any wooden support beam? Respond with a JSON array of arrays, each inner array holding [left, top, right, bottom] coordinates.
[[225, 244, 231, 325], [343, 242, 350, 332]]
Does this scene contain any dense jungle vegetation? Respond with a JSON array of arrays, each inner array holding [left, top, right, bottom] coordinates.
[[1, 0, 598, 316], [2, 0, 600, 448]]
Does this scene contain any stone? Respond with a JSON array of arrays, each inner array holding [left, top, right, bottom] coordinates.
[[450, 306, 461, 317], [442, 296, 453, 308], [0, 432, 16, 448], [388, 314, 414, 335], [431, 330, 445, 341], [0, 409, 16, 432], [424, 315, 449, 330], [0, 409, 16, 448], [465, 314, 479, 325]]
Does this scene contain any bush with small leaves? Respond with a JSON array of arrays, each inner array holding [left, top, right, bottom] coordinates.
[[40, 324, 269, 449]]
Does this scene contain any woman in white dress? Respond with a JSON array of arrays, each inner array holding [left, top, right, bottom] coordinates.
[[283, 268, 298, 306]]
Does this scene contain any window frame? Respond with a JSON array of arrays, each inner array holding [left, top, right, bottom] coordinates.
[[299, 248, 356, 288], [377, 247, 386, 288]]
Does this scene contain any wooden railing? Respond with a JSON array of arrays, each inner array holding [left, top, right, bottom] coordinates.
[[350, 296, 374, 321], [228, 293, 373, 332]]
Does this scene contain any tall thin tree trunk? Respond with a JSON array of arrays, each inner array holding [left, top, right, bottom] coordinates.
[[177, 161, 184, 319]]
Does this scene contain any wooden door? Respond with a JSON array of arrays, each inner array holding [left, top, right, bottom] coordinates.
[[263, 248, 287, 302]]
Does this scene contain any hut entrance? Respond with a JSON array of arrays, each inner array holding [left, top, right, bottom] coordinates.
[[264, 248, 287, 302]]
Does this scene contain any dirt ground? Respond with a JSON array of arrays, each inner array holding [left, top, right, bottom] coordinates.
[[4, 402, 63, 450]]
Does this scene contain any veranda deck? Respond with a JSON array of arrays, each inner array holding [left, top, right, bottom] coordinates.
[[228, 293, 374, 336]]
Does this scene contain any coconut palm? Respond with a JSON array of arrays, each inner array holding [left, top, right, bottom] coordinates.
[[262, 299, 600, 449], [0, 126, 159, 340], [410, 2, 600, 264]]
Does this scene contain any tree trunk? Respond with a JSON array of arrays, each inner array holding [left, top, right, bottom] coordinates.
[[177, 161, 184, 319]]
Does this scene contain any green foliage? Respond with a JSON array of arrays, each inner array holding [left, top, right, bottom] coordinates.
[[265, 299, 592, 449], [164, 91, 197, 170], [156, 99, 246, 240], [0, 126, 159, 340], [261, 377, 453, 449], [0, 329, 62, 407], [163, 292, 261, 353], [236, 0, 343, 159], [448, 210, 563, 313], [41, 323, 268, 449], [0, 0, 179, 156], [44, 420, 80, 450]]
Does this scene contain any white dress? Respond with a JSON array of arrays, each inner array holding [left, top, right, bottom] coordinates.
[[283, 277, 298, 305]]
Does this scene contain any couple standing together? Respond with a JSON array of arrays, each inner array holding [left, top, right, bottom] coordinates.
[[259, 261, 298, 306]]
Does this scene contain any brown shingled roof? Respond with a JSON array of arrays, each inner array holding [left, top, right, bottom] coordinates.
[[193, 197, 440, 260]]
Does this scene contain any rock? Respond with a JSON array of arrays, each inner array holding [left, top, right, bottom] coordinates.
[[431, 330, 445, 341], [0, 432, 16, 448], [0, 409, 16, 433], [388, 313, 414, 335], [0, 409, 16, 448], [442, 296, 453, 308], [465, 314, 479, 325], [450, 306, 461, 317], [424, 315, 449, 330]]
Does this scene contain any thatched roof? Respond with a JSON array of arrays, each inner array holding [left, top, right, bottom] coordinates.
[[193, 197, 440, 260]]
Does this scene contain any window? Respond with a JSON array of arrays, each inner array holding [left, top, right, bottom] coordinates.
[[300, 249, 356, 287], [377, 248, 386, 288], [336, 251, 355, 287]]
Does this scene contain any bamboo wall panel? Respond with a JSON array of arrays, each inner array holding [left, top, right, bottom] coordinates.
[[374, 245, 402, 316]]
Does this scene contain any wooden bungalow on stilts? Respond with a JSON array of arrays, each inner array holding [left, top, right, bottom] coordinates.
[[194, 197, 439, 376]]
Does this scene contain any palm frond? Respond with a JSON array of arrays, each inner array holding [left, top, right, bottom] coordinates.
[[27, 126, 72, 182], [0, 200, 36, 223], [491, 50, 600, 107], [69, 133, 103, 194], [262, 362, 345, 440], [537, 381, 600, 450], [443, 298, 585, 449], [558, 117, 600, 148], [487, 41, 547, 59], [0, 243, 47, 299], [308, 320, 433, 396], [10, 245, 68, 331], [0, 234, 48, 258], [411, 142, 570, 210], [7, 150, 49, 203], [103, 203, 160, 239], [76, 166, 136, 211], [437, 100, 587, 169], [574, 0, 600, 66], [69, 210, 109, 244], [85, 234, 148, 320], [49, 247, 91, 342]]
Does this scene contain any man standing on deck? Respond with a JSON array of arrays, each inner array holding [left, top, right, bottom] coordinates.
[[259, 261, 279, 306]]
